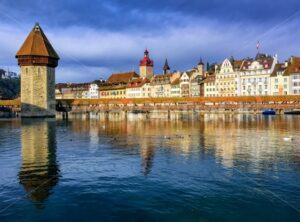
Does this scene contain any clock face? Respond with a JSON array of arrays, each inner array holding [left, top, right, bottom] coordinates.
[[147, 67, 152, 73]]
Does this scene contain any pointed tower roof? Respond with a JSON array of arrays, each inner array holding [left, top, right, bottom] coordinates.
[[16, 23, 59, 59], [163, 58, 170, 70], [198, 58, 204, 65]]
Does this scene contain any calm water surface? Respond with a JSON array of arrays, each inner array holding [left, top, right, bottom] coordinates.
[[0, 114, 300, 221]]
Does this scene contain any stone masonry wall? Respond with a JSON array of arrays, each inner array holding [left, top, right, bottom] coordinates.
[[21, 66, 56, 117]]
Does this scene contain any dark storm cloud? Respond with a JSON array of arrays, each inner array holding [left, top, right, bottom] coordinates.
[[2, 0, 300, 29]]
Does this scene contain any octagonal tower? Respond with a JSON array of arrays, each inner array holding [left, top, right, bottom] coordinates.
[[16, 23, 59, 118]]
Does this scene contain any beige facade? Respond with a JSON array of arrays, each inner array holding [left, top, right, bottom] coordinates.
[[140, 66, 153, 79], [286, 57, 300, 95], [170, 78, 180, 97], [270, 64, 289, 95], [204, 74, 218, 97]]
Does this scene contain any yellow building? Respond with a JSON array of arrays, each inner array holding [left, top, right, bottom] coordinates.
[[215, 58, 243, 97], [99, 84, 127, 99]]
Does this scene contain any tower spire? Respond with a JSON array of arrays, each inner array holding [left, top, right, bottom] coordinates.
[[163, 58, 170, 74]]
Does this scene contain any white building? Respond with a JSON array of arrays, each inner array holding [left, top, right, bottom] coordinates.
[[180, 72, 191, 97], [126, 78, 151, 98], [87, 83, 99, 99], [240, 53, 278, 96]]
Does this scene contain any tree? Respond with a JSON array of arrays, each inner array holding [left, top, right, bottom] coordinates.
[[0, 77, 20, 99]]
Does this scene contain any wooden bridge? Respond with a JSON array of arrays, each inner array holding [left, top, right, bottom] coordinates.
[[1, 96, 300, 115]]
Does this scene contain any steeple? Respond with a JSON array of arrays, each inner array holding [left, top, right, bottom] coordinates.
[[197, 58, 205, 77], [198, 58, 204, 66], [163, 58, 170, 74]]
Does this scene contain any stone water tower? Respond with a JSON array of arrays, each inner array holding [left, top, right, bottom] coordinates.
[[16, 23, 59, 118]]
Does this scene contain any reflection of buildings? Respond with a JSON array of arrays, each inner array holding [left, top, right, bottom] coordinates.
[[19, 120, 59, 203], [201, 114, 300, 171]]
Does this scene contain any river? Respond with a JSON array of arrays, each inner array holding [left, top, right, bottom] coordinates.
[[0, 113, 300, 221]]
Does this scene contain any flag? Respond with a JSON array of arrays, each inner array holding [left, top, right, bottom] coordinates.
[[256, 41, 260, 50]]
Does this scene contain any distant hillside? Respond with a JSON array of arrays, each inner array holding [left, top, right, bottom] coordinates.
[[0, 78, 20, 100]]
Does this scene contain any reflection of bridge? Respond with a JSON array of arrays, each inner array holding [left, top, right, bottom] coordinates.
[[1, 96, 300, 115]]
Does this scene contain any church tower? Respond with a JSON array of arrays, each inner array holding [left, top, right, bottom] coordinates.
[[139, 49, 154, 79], [197, 58, 205, 77], [163, 58, 170, 74], [16, 23, 59, 118]]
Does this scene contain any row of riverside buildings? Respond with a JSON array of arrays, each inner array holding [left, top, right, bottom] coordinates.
[[55, 50, 300, 99]]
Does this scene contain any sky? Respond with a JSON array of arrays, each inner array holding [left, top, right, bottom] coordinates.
[[0, 0, 300, 82]]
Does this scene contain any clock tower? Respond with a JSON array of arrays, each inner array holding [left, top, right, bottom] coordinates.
[[139, 49, 154, 79]]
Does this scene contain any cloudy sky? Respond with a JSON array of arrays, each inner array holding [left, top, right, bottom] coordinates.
[[0, 0, 300, 82]]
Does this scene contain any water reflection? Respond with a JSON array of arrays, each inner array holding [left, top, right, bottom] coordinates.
[[66, 113, 300, 174], [19, 119, 59, 203]]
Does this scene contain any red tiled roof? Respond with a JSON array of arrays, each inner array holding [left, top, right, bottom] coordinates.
[[107, 72, 139, 84], [270, 63, 286, 77], [284, 57, 300, 76], [240, 53, 273, 70], [127, 78, 149, 88]]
